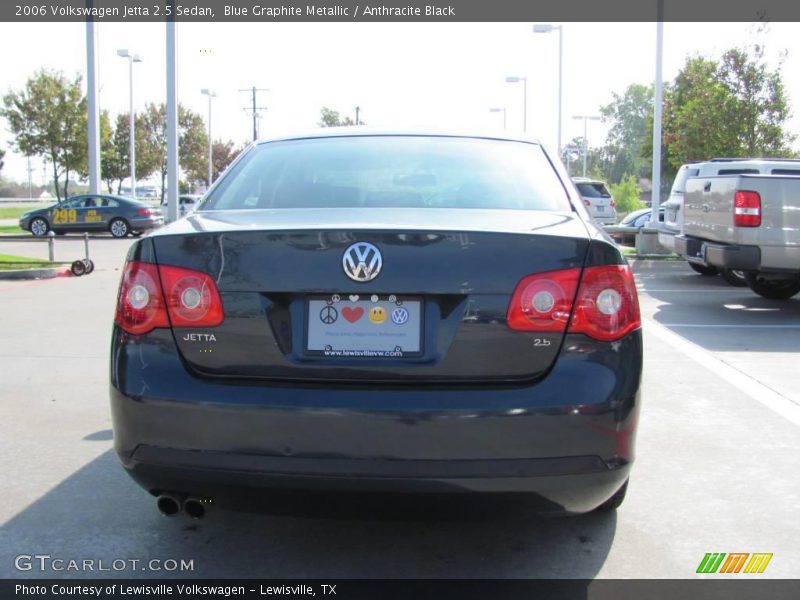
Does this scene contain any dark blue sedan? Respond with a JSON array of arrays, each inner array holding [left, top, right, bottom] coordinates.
[[19, 194, 164, 238], [110, 130, 642, 519]]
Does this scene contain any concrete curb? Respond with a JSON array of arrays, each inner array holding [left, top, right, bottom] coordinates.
[[0, 266, 70, 280]]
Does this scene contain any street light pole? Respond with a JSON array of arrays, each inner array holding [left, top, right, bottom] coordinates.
[[572, 115, 601, 177], [201, 89, 216, 188], [489, 107, 507, 129], [533, 24, 564, 153], [505, 76, 528, 132], [117, 49, 142, 200]]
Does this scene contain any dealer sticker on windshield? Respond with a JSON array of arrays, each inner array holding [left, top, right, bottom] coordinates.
[[305, 294, 423, 358]]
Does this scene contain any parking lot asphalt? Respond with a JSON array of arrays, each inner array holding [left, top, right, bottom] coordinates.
[[0, 240, 798, 578]]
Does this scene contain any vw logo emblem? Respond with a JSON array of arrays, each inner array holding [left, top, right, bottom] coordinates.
[[342, 242, 382, 282]]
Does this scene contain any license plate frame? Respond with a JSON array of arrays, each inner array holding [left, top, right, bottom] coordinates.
[[304, 294, 424, 358]]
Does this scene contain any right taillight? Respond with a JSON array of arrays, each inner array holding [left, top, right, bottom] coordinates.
[[506, 265, 641, 342], [569, 265, 641, 341], [115, 261, 224, 335], [734, 190, 761, 227]]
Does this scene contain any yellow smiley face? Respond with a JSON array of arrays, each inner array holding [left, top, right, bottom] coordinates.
[[368, 306, 387, 324]]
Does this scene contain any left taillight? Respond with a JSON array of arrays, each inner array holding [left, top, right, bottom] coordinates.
[[734, 190, 761, 227], [115, 261, 223, 334]]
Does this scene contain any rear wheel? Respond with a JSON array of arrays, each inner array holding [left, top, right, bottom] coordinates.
[[595, 480, 628, 512], [30, 217, 49, 237], [744, 274, 800, 299], [109, 218, 130, 238], [688, 262, 718, 276], [720, 269, 747, 287]]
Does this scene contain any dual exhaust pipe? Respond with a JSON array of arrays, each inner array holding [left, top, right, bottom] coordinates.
[[156, 493, 208, 519]]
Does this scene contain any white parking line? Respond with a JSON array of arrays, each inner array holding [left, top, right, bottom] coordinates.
[[660, 324, 800, 329], [644, 318, 800, 428]]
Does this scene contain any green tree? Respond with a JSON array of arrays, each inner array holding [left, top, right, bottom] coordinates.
[[562, 136, 606, 179], [318, 107, 355, 127], [659, 47, 794, 173], [600, 83, 653, 183], [105, 112, 161, 194], [211, 139, 244, 181], [610, 175, 644, 214], [140, 103, 209, 202], [0, 147, 5, 175], [1, 69, 87, 200]]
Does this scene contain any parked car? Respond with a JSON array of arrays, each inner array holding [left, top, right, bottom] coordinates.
[[609, 207, 664, 246], [19, 194, 163, 238], [110, 130, 642, 518], [572, 177, 617, 225], [163, 194, 202, 217], [658, 158, 800, 254], [676, 172, 800, 299]]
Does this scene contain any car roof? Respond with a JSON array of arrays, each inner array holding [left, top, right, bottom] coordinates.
[[253, 127, 544, 146]]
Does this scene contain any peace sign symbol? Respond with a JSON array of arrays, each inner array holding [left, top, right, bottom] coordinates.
[[319, 305, 339, 325]]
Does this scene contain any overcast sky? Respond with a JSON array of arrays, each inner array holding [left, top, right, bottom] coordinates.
[[0, 21, 798, 184]]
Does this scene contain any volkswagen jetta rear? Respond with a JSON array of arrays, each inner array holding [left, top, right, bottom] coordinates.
[[110, 132, 642, 515]]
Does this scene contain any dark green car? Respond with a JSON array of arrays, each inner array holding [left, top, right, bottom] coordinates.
[[19, 194, 164, 238]]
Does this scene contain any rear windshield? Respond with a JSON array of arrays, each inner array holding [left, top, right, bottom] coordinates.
[[201, 136, 570, 212], [670, 167, 700, 195], [575, 182, 611, 198]]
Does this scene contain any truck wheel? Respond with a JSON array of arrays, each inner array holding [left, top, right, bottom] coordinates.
[[688, 262, 718, 276], [720, 269, 748, 287], [744, 274, 800, 299], [595, 480, 628, 512]]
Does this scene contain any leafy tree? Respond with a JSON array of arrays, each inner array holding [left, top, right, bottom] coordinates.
[[1, 69, 87, 200], [610, 175, 644, 213], [318, 107, 355, 127], [659, 47, 794, 173], [211, 139, 244, 181], [0, 147, 4, 175], [139, 103, 208, 202], [600, 84, 653, 183], [104, 112, 161, 194], [562, 136, 606, 179]]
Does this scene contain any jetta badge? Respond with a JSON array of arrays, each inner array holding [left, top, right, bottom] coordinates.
[[342, 242, 382, 282]]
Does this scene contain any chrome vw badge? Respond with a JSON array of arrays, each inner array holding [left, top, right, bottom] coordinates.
[[342, 242, 382, 282]]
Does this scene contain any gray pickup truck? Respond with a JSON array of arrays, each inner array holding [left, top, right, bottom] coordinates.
[[675, 174, 800, 299]]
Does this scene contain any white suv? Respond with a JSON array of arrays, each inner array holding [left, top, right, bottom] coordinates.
[[572, 178, 617, 226]]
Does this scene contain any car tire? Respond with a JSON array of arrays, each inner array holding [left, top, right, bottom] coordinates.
[[744, 273, 800, 300], [595, 480, 628, 512], [29, 217, 49, 237], [109, 218, 130, 238], [688, 262, 718, 276], [720, 269, 747, 287]]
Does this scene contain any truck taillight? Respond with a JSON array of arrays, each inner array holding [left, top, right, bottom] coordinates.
[[734, 190, 761, 227], [115, 261, 224, 335], [507, 265, 641, 342]]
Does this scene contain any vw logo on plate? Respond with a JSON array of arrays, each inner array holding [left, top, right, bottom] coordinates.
[[342, 242, 382, 282]]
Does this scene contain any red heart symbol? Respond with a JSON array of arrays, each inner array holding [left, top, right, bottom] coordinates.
[[342, 307, 364, 323]]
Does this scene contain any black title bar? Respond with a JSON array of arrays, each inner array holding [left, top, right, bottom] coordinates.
[[3, 0, 800, 22]]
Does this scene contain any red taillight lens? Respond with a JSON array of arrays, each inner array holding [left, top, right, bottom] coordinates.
[[507, 268, 581, 332], [610, 199, 616, 208], [158, 265, 224, 328], [734, 190, 761, 227], [115, 262, 170, 335], [583, 199, 591, 207], [506, 265, 641, 342], [115, 261, 223, 334], [569, 265, 641, 341]]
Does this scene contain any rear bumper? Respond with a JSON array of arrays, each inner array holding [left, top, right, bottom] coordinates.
[[129, 216, 163, 231], [675, 235, 761, 271], [110, 327, 642, 513]]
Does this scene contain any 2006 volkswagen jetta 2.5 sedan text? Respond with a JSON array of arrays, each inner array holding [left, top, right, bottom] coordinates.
[[110, 131, 642, 518]]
